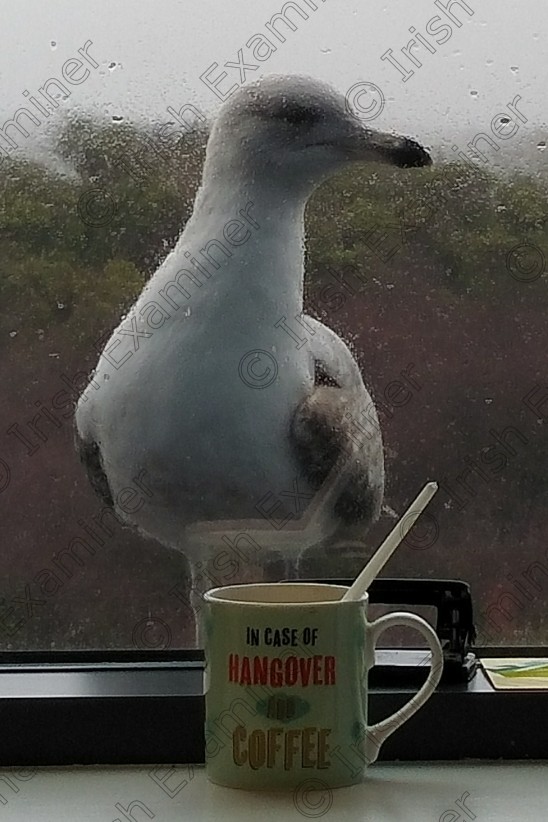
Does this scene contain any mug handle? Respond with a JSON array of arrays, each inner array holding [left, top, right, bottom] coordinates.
[[363, 612, 444, 766]]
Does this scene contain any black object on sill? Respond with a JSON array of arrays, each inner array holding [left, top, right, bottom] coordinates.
[[283, 578, 478, 686]]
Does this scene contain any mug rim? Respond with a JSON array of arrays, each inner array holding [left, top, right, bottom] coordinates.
[[203, 581, 368, 606]]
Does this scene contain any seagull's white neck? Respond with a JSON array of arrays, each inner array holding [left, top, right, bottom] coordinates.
[[180, 165, 310, 325]]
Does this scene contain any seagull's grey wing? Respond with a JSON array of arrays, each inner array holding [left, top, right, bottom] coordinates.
[[290, 316, 384, 526]]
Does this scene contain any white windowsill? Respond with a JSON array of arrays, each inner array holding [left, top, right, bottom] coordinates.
[[2, 762, 546, 821]]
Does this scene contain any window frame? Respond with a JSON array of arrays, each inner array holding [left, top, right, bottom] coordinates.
[[0, 647, 546, 765], [0, 577, 546, 766]]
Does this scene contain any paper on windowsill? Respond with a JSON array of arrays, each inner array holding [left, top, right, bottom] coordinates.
[[481, 658, 548, 690]]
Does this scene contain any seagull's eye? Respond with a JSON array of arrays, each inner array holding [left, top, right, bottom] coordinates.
[[271, 102, 321, 127]]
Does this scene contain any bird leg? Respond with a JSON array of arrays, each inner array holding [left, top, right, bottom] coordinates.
[[188, 563, 208, 648], [283, 555, 299, 581], [190, 591, 204, 649]]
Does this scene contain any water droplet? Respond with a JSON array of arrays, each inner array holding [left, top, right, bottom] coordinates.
[[537, 142, 546, 151], [510, 66, 519, 73], [486, 58, 494, 66], [48, 353, 60, 358], [57, 302, 65, 309], [112, 115, 124, 122], [108, 62, 117, 70], [484, 398, 493, 405], [103, 373, 110, 381], [50, 40, 57, 50], [9, 331, 17, 338], [320, 48, 331, 54], [470, 90, 478, 97]]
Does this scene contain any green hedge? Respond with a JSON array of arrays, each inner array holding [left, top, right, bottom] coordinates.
[[1, 117, 547, 340]]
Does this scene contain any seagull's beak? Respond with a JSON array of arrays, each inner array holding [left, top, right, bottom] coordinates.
[[340, 124, 433, 168], [372, 133, 433, 168]]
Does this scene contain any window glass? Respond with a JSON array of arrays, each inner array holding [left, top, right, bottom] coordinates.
[[2, 1, 547, 649]]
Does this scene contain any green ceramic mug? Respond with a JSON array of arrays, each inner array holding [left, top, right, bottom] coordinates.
[[203, 582, 443, 791]]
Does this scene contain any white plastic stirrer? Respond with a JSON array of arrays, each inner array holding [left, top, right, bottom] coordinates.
[[341, 481, 439, 601]]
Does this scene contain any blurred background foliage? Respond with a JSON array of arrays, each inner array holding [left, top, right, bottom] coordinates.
[[1, 118, 547, 345]]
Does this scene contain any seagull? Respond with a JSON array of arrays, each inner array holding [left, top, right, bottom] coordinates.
[[74, 75, 431, 642]]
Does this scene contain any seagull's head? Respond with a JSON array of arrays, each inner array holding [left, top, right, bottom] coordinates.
[[206, 74, 432, 196]]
